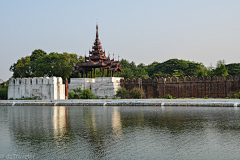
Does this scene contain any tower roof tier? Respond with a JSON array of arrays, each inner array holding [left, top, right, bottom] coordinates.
[[73, 24, 123, 77]]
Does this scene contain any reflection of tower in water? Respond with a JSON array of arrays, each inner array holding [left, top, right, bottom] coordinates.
[[91, 108, 97, 133], [112, 107, 122, 140], [53, 107, 69, 139]]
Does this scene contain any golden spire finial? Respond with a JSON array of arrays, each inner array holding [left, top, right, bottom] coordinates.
[[96, 19, 98, 29], [96, 22, 99, 38]]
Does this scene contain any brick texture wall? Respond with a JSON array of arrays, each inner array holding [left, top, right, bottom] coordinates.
[[120, 75, 240, 98]]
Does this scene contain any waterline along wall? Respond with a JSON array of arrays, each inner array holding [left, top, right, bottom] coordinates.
[[120, 75, 240, 98], [8, 77, 65, 100]]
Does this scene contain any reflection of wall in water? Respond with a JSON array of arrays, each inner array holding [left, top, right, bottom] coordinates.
[[112, 107, 122, 138], [7, 106, 70, 145], [53, 107, 69, 140], [6, 106, 70, 156], [7, 106, 53, 152]]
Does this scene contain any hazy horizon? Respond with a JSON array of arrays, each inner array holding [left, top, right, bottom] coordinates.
[[1, 0, 240, 81]]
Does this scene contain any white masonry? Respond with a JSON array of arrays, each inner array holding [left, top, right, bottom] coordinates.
[[8, 77, 65, 100], [68, 77, 123, 98]]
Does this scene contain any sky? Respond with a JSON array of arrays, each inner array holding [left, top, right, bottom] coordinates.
[[0, 0, 240, 81]]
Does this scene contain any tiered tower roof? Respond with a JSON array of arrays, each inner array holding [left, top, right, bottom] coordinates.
[[73, 24, 122, 77]]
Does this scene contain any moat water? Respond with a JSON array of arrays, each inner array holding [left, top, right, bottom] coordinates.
[[0, 106, 240, 160]]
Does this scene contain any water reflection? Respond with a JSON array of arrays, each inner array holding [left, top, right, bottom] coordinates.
[[53, 107, 69, 141], [112, 107, 122, 141], [1, 106, 240, 159]]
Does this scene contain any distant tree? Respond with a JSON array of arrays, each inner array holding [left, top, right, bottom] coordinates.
[[10, 50, 80, 79], [30, 49, 47, 62], [119, 59, 149, 79], [225, 63, 240, 76], [0, 79, 3, 89], [216, 59, 226, 68], [208, 62, 214, 70], [153, 71, 170, 78], [197, 66, 209, 77], [172, 70, 180, 77], [49, 52, 79, 79], [145, 61, 159, 77], [136, 64, 149, 79], [213, 65, 228, 77], [122, 61, 137, 79], [120, 68, 135, 79], [10, 56, 32, 78], [148, 59, 203, 78], [30, 49, 47, 76], [212, 59, 228, 77], [78, 55, 85, 63]]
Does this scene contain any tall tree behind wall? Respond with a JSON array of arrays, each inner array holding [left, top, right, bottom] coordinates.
[[9, 56, 32, 78], [10, 49, 82, 79], [147, 59, 204, 78], [30, 49, 47, 76], [212, 59, 229, 77], [225, 63, 240, 76], [119, 59, 149, 79]]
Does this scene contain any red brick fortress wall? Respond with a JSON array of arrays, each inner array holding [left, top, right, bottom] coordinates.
[[120, 75, 240, 98]]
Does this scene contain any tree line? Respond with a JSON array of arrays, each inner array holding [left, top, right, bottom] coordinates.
[[10, 49, 84, 79], [9, 49, 240, 80], [119, 59, 240, 79]]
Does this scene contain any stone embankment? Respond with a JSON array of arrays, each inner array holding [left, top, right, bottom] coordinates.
[[0, 99, 240, 107]]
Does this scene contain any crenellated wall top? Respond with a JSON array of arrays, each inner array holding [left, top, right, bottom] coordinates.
[[8, 77, 63, 85], [120, 75, 239, 84]]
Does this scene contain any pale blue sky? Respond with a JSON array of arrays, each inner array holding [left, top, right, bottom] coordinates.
[[1, 0, 240, 80]]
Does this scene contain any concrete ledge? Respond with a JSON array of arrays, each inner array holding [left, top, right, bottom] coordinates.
[[1, 99, 240, 107]]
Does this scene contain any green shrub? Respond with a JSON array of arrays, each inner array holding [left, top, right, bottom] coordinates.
[[10, 97, 38, 100], [173, 97, 176, 99], [234, 92, 240, 99], [225, 97, 229, 99], [73, 88, 82, 94], [81, 89, 97, 99], [70, 87, 97, 99], [116, 87, 129, 99], [203, 95, 208, 99], [73, 87, 83, 99], [191, 97, 194, 99], [166, 94, 172, 99], [0, 88, 7, 99], [183, 92, 188, 98], [74, 93, 81, 99], [105, 95, 108, 99], [24, 97, 37, 100], [129, 87, 144, 99], [68, 91, 75, 99], [116, 87, 145, 99]]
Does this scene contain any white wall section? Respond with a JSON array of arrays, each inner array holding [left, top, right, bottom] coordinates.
[[8, 77, 65, 100], [68, 77, 123, 98]]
